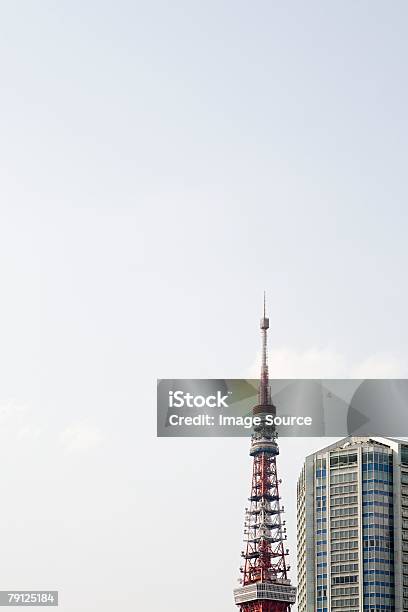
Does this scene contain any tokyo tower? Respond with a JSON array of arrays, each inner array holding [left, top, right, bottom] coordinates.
[[233, 296, 296, 611]]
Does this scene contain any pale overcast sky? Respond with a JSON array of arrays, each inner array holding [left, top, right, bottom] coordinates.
[[1, 2, 408, 611]]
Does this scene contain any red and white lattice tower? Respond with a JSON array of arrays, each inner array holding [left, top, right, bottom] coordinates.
[[233, 296, 296, 612]]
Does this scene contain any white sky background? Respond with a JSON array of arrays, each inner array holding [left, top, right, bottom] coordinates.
[[1, 1, 408, 611]]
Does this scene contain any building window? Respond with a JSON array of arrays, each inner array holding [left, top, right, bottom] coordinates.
[[330, 453, 358, 468]]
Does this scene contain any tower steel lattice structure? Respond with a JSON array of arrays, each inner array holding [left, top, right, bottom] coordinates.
[[233, 296, 296, 612]]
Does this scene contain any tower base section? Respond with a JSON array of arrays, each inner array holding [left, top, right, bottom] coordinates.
[[234, 582, 296, 610]]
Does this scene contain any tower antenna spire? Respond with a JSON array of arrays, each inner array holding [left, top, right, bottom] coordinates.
[[259, 292, 271, 406]]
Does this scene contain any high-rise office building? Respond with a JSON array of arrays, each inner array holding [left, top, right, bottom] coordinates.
[[297, 436, 408, 611]]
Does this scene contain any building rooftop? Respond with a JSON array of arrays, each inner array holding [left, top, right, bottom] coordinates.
[[306, 435, 408, 459]]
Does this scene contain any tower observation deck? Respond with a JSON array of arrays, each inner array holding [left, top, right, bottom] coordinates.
[[233, 296, 296, 612]]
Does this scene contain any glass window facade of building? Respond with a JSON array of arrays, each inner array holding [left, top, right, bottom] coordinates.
[[297, 437, 408, 612]]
